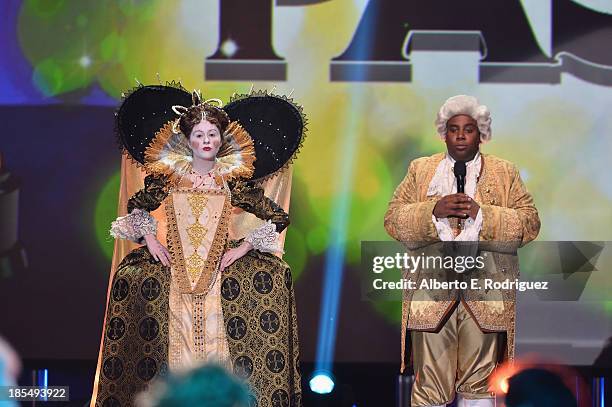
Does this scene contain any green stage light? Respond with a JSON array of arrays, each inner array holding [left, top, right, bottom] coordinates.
[[94, 171, 120, 261], [283, 227, 307, 282]]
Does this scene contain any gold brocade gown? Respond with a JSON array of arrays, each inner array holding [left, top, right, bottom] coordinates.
[[91, 171, 302, 407]]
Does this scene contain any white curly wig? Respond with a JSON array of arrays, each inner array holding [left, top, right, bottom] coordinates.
[[435, 95, 491, 142]]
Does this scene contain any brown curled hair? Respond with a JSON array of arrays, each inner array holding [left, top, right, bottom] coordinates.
[[178, 104, 230, 138]]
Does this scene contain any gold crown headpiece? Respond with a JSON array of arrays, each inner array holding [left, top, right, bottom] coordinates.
[[171, 90, 228, 134]]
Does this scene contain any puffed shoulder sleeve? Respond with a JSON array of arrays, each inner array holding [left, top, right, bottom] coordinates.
[[230, 180, 290, 233], [110, 174, 169, 242], [229, 180, 290, 254], [126, 174, 170, 213]]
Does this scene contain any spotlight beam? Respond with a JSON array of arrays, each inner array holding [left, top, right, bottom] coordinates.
[[311, 2, 379, 390]]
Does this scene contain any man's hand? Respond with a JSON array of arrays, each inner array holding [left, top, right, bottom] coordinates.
[[433, 193, 479, 219]]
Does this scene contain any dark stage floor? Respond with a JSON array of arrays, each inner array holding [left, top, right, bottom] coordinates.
[[15, 360, 611, 406], [17, 360, 399, 407]]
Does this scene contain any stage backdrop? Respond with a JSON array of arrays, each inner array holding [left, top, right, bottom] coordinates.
[[1, 0, 611, 367]]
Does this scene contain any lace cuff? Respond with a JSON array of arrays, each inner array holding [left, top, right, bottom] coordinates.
[[110, 208, 157, 242], [432, 215, 455, 241], [431, 208, 483, 242], [455, 208, 482, 242], [245, 220, 282, 253]]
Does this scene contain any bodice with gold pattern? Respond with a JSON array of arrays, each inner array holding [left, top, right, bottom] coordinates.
[[165, 177, 233, 294]]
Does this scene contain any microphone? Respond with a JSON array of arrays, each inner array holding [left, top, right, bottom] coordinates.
[[453, 161, 466, 193]]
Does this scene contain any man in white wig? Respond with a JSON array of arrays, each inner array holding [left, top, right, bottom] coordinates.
[[385, 95, 540, 407]]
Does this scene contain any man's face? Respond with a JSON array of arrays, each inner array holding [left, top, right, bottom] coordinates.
[[445, 114, 480, 162]]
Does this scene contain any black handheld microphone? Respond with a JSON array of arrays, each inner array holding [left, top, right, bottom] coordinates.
[[453, 161, 466, 193]]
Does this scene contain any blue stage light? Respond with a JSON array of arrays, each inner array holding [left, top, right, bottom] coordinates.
[[309, 371, 335, 394], [312, 1, 378, 384]]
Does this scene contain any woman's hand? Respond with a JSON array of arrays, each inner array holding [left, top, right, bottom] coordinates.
[[143, 234, 172, 267], [220, 241, 253, 270]]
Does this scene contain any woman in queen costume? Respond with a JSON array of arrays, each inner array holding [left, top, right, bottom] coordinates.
[[90, 83, 305, 407]]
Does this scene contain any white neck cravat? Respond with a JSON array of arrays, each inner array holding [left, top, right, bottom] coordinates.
[[427, 152, 483, 242]]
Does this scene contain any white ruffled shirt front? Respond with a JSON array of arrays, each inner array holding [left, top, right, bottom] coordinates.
[[427, 152, 482, 242]]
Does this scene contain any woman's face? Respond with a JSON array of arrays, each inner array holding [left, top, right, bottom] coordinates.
[[189, 120, 222, 161]]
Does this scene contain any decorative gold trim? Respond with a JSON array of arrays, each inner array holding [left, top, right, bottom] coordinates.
[[116, 80, 188, 169], [165, 193, 188, 291], [215, 121, 256, 184], [165, 188, 232, 294], [185, 251, 207, 283], [168, 279, 183, 370], [229, 89, 307, 182], [186, 223, 208, 249], [187, 194, 209, 219], [193, 293, 207, 360], [144, 121, 256, 187], [144, 123, 192, 184]]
